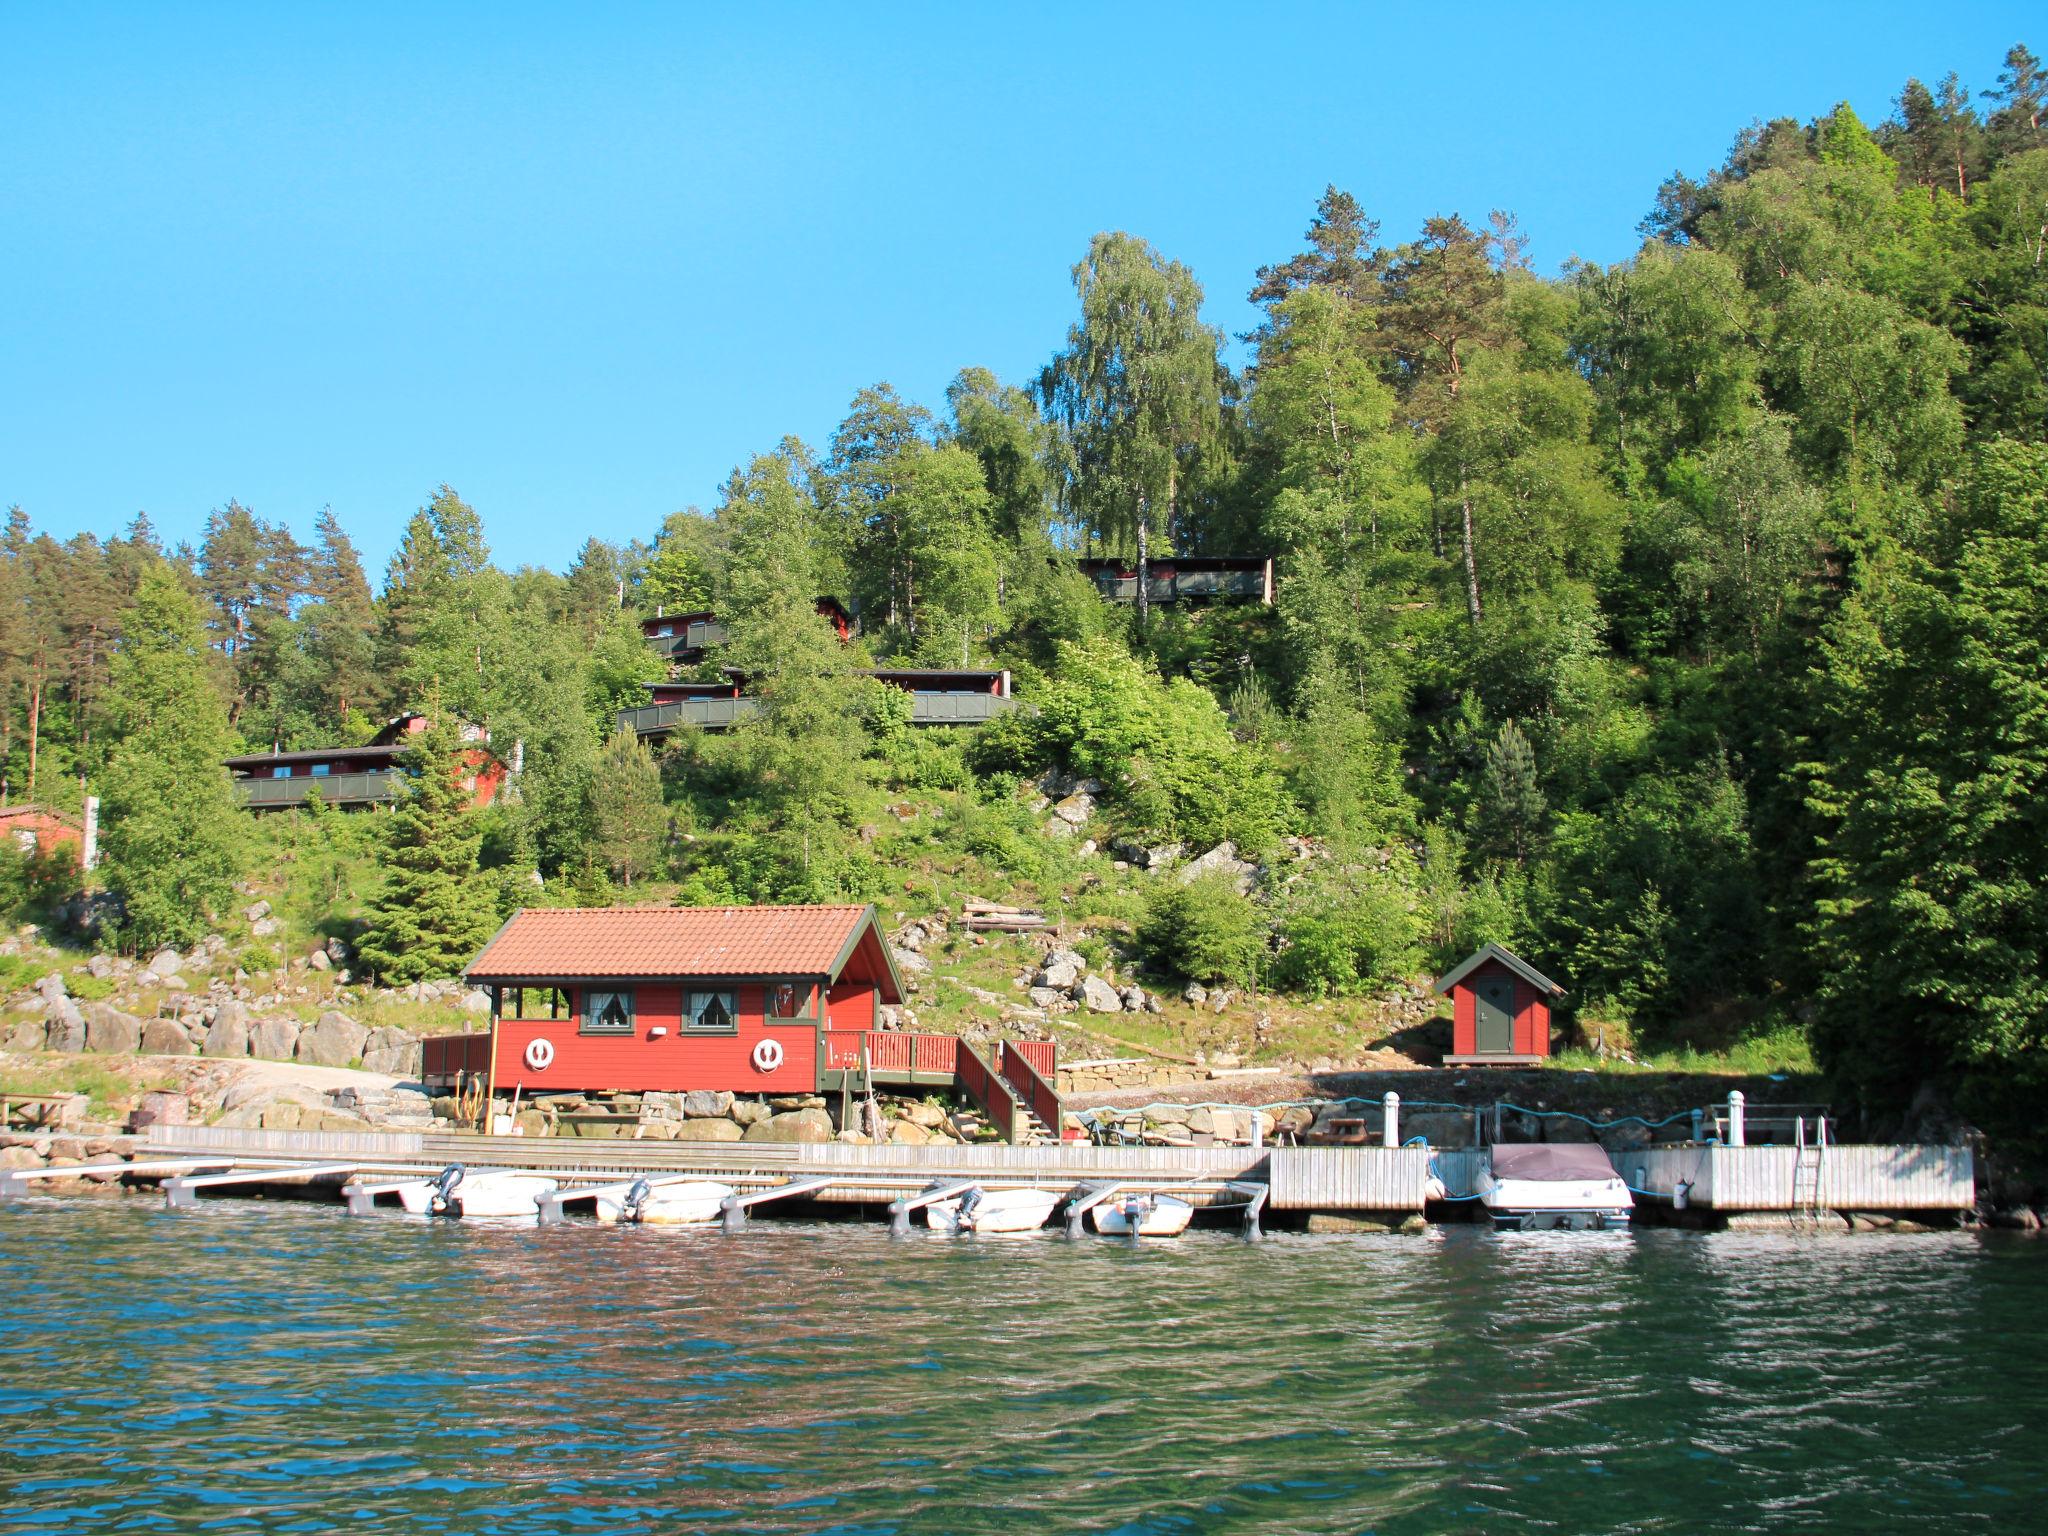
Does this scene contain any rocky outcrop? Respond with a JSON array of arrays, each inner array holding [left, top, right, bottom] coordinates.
[[741, 1108, 834, 1143], [84, 1004, 143, 1055], [43, 1001, 86, 1053], [203, 1001, 250, 1058], [295, 1011, 368, 1067], [359, 1026, 421, 1077], [140, 1018, 197, 1056], [249, 1017, 301, 1061], [1176, 841, 1258, 893]]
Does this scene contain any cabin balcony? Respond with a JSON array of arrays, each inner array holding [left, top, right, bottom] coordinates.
[[618, 690, 1017, 738], [232, 770, 401, 810]]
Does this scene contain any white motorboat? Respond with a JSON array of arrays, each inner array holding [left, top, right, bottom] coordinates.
[[1478, 1144, 1633, 1231], [405, 1165, 557, 1220], [394, 1177, 439, 1215], [593, 1178, 735, 1226], [1091, 1192, 1194, 1237], [924, 1185, 1060, 1234]]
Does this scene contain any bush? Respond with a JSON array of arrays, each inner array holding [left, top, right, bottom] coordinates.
[[1137, 872, 1264, 987], [0, 843, 81, 923], [1273, 859, 1425, 996]]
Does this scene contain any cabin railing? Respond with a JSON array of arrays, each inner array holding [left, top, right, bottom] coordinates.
[[821, 1031, 960, 1078], [233, 770, 401, 809], [420, 1032, 492, 1088], [997, 1041, 1061, 1137], [623, 693, 1016, 737], [955, 1043, 1025, 1143]]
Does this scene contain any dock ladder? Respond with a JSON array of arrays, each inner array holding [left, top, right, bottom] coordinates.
[[1792, 1115, 1827, 1217]]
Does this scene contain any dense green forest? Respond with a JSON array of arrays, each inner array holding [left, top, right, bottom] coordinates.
[[2, 46, 2043, 1139]]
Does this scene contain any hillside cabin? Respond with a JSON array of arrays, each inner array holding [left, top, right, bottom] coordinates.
[[619, 668, 1016, 738], [224, 714, 506, 812], [0, 804, 84, 864], [428, 903, 1060, 1139], [1433, 943, 1565, 1066], [1077, 555, 1274, 606], [641, 596, 853, 663]]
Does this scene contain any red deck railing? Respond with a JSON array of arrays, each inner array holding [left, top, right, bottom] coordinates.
[[420, 1032, 492, 1086], [955, 1043, 1024, 1141], [820, 1030, 963, 1075], [998, 1041, 1062, 1134]]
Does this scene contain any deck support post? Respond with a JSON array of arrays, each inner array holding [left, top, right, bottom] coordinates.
[[1241, 1184, 1268, 1241], [343, 1184, 376, 1217], [1728, 1091, 1746, 1147], [535, 1191, 570, 1225], [1383, 1092, 1400, 1147], [163, 1177, 200, 1210], [0, 1172, 28, 1203], [721, 1196, 747, 1233], [887, 1198, 911, 1237]]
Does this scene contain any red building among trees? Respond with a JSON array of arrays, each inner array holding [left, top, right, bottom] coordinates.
[[1433, 943, 1565, 1065]]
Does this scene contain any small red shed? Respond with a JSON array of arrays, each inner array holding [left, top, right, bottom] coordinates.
[[0, 804, 83, 864], [463, 904, 907, 1098], [1433, 943, 1565, 1066]]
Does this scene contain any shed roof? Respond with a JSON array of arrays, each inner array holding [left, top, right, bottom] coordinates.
[[1432, 942, 1564, 998], [0, 803, 81, 831], [465, 904, 902, 998]]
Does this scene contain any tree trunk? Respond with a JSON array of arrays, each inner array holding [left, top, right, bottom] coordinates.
[[1136, 507, 1151, 629], [1460, 478, 1483, 627], [26, 674, 40, 800]]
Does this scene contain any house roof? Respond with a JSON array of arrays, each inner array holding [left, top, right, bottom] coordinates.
[[0, 804, 80, 830], [465, 904, 903, 999], [1432, 942, 1565, 998]]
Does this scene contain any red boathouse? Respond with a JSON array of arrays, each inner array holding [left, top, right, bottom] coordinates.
[[429, 903, 1062, 1141], [1433, 943, 1565, 1066]]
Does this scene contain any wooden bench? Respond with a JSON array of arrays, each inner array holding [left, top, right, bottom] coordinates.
[[2, 1092, 77, 1131]]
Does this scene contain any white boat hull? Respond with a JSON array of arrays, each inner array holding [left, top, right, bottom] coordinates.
[[594, 1180, 734, 1226], [1092, 1194, 1194, 1237], [1479, 1176, 1633, 1231], [448, 1172, 557, 1219], [394, 1179, 438, 1215], [925, 1187, 1060, 1234]]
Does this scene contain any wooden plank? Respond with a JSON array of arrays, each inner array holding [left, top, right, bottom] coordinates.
[[1265, 1147, 1430, 1211]]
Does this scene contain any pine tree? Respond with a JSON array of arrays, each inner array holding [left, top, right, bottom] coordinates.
[[355, 703, 502, 982], [591, 728, 667, 887], [96, 566, 246, 950], [1473, 718, 1546, 865]]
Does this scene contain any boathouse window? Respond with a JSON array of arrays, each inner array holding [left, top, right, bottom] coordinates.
[[502, 986, 568, 1021], [685, 989, 738, 1035], [582, 989, 635, 1035], [271, 765, 292, 778], [767, 980, 809, 1020]]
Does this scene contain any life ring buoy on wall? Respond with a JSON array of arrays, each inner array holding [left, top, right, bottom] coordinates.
[[751, 1038, 784, 1073], [524, 1037, 555, 1071]]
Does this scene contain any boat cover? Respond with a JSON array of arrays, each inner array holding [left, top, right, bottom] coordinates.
[[1488, 1143, 1619, 1182]]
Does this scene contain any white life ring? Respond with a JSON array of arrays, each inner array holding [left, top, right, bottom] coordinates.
[[751, 1038, 784, 1073], [524, 1037, 555, 1072]]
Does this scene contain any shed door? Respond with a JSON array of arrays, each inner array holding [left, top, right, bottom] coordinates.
[[1475, 977, 1516, 1053]]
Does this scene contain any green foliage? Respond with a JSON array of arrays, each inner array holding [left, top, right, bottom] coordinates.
[[354, 705, 501, 983], [1137, 871, 1264, 986], [591, 728, 667, 887], [1471, 719, 1546, 864], [1273, 855, 1425, 996], [97, 567, 247, 950], [0, 843, 81, 923]]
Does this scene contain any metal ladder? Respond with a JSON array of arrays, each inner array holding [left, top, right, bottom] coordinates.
[[1792, 1116, 1826, 1217]]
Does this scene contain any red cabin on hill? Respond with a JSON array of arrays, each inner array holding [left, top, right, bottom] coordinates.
[[1433, 943, 1565, 1066], [428, 903, 1061, 1141], [0, 804, 84, 864]]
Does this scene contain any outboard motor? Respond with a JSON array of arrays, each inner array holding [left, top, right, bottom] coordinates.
[[956, 1187, 983, 1227], [429, 1163, 465, 1216], [1121, 1195, 1146, 1227], [622, 1177, 653, 1224]]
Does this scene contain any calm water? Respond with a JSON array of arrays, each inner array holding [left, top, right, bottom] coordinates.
[[1, 1199, 2042, 1534]]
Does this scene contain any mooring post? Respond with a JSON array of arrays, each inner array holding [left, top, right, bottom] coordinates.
[[1242, 1185, 1267, 1242], [0, 1172, 27, 1203], [1383, 1092, 1400, 1147], [720, 1195, 747, 1233], [163, 1177, 199, 1210], [343, 1184, 376, 1217], [887, 1198, 911, 1237], [535, 1191, 568, 1225], [1691, 1107, 1705, 1142], [1728, 1090, 1746, 1147]]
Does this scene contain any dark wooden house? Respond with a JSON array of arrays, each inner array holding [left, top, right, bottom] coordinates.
[[426, 903, 1061, 1140], [1076, 555, 1274, 606], [223, 713, 506, 812], [641, 596, 853, 663], [1433, 943, 1565, 1065], [618, 668, 1016, 738]]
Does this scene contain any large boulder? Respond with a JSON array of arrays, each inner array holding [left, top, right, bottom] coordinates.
[[43, 1000, 87, 1053], [1076, 975, 1124, 1014], [1035, 957, 1080, 990], [140, 1017, 197, 1056], [3, 1019, 44, 1051], [84, 1004, 143, 1055], [677, 1117, 745, 1142], [683, 1089, 735, 1119], [359, 1026, 420, 1077], [203, 1001, 250, 1058], [1177, 841, 1257, 892], [890, 945, 931, 976], [730, 1099, 772, 1127], [248, 1016, 300, 1061], [296, 1011, 369, 1067], [741, 1108, 834, 1143], [1049, 791, 1096, 826], [888, 1119, 932, 1145], [460, 988, 492, 1015]]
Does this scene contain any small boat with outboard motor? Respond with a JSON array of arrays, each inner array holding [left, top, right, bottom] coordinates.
[[1478, 1143, 1633, 1230], [1091, 1191, 1194, 1237], [393, 1164, 558, 1219], [593, 1178, 735, 1226], [924, 1184, 1061, 1234]]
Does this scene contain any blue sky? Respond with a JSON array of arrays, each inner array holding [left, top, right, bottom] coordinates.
[[2, 4, 2036, 576]]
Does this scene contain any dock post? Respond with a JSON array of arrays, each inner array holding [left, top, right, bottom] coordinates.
[[1728, 1091, 1746, 1147], [1383, 1092, 1400, 1147], [163, 1177, 199, 1210], [0, 1172, 27, 1203], [887, 1198, 911, 1237], [535, 1191, 568, 1225], [1691, 1108, 1705, 1142], [720, 1196, 746, 1233], [1241, 1185, 1267, 1242], [343, 1184, 376, 1217]]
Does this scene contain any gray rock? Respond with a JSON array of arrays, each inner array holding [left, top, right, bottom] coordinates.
[[683, 1089, 735, 1119], [248, 1016, 301, 1061], [1050, 791, 1096, 826], [307, 949, 332, 973], [140, 1017, 197, 1056], [250, 917, 279, 938], [1176, 840, 1256, 892], [730, 1099, 772, 1127], [203, 1000, 250, 1058], [1120, 985, 1147, 1012], [84, 1003, 142, 1055], [243, 900, 271, 922], [44, 1000, 87, 1053], [890, 945, 931, 975], [677, 1117, 745, 1142], [3, 1019, 45, 1051], [296, 1011, 368, 1066], [741, 1108, 834, 1143], [146, 949, 182, 978], [87, 954, 115, 979], [1078, 975, 1124, 1014], [460, 988, 492, 1014], [1183, 982, 1208, 1004], [1026, 986, 1066, 1010], [1036, 958, 1080, 990], [359, 1025, 421, 1077], [1144, 994, 1163, 1014]]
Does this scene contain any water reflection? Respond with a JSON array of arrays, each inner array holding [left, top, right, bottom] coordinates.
[[0, 1200, 2038, 1533]]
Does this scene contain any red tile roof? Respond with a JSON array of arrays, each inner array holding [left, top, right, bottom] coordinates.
[[466, 904, 886, 985]]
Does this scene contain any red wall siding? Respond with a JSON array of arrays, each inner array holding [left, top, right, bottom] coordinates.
[[826, 980, 876, 1031], [492, 980, 819, 1094], [1450, 960, 1552, 1058]]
